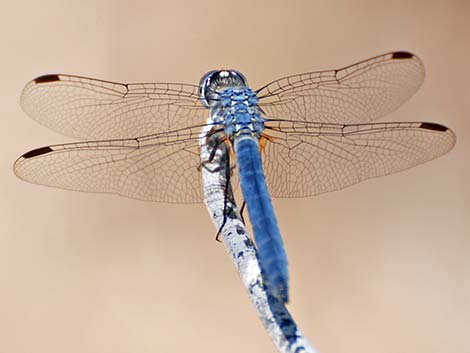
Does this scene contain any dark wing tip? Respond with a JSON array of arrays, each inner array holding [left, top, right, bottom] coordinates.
[[21, 146, 54, 159], [33, 74, 61, 84], [419, 122, 449, 132], [392, 51, 415, 60]]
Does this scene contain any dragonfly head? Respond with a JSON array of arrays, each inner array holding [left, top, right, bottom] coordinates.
[[199, 70, 248, 108]]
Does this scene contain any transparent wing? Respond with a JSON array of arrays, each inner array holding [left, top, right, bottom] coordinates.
[[21, 74, 208, 140], [262, 120, 456, 198], [257, 51, 425, 125], [13, 126, 214, 203]]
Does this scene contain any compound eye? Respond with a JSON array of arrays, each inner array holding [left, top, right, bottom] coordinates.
[[199, 70, 248, 108], [198, 70, 218, 108]]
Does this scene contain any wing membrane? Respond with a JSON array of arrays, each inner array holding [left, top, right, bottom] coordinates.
[[262, 120, 456, 198], [13, 126, 211, 203], [17, 54, 455, 203], [257, 51, 425, 125], [21, 74, 208, 140]]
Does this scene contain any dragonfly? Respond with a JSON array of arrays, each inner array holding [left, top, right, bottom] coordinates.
[[14, 51, 456, 303]]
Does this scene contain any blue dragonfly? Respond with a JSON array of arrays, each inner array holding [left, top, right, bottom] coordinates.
[[14, 51, 456, 303]]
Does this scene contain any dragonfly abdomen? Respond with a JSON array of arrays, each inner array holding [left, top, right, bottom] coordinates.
[[235, 135, 289, 303]]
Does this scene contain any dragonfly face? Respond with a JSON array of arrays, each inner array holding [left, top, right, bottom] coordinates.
[[199, 70, 265, 142], [199, 69, 248, 107]]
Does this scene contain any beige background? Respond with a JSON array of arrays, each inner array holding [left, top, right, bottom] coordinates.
[[1, 1, 468, 353]]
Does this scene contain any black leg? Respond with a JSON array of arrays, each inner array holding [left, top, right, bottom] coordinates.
[[198, 130, 228, 173], [215, 149, 233, 242], [239, 201, 246, 225]]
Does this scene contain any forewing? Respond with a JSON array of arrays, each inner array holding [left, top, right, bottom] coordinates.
[[262, 120, 456, 198], [21, 74, 208, 140], [13, 126, 208, 203], [257, 52, 424, 124]]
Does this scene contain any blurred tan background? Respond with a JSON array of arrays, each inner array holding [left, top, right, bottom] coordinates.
[[1, 1, 468, 353]]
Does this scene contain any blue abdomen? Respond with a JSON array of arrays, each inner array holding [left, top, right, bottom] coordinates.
[[235, 136, 289, 303]]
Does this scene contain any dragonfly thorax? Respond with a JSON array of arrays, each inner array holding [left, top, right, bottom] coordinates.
[[211, 87, 265, 139]]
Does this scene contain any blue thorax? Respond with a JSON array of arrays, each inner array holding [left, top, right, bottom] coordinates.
[[210, 87, 265, 139]]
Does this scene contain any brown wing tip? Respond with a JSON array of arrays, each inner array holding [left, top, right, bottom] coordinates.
[[392, 51, 414, 60], [419, 122, 449, 132], [22, 146, 54, 159], [33, 74, 61, 84]]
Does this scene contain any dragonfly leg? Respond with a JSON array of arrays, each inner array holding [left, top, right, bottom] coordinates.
[[199, 129, 231, 173], [198, 139, 226, 173], [199, 160, 225, 173], [215, 152, 233, 242], [239, 201, 246, 225], [200, 130, 239, 242], [215, 221, 224, 242]]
